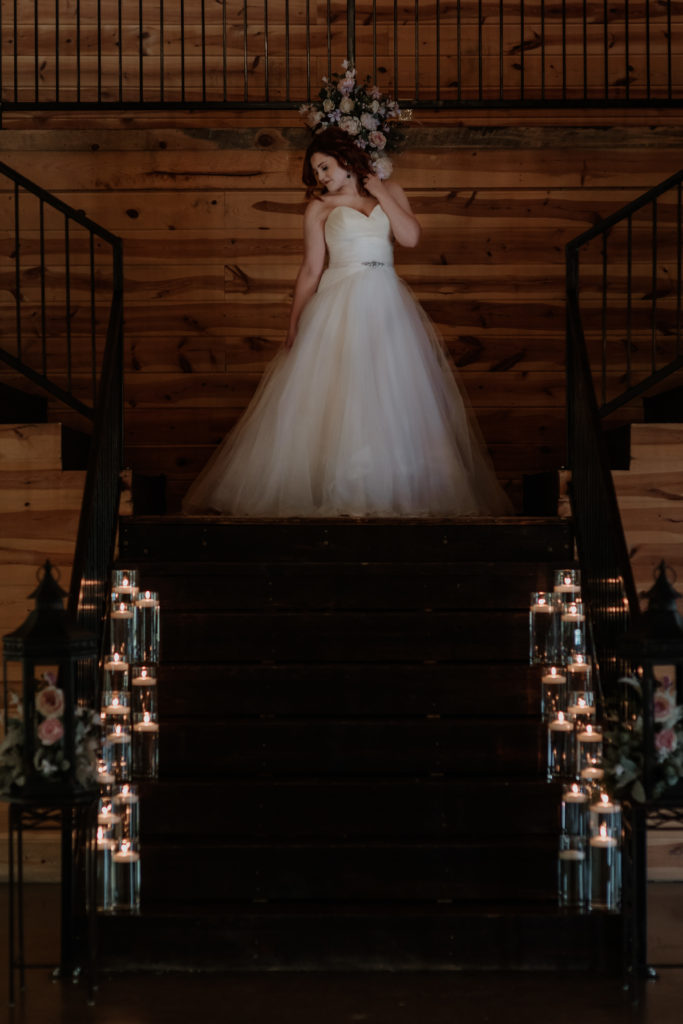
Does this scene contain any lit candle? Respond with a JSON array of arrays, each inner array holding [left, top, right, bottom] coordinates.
[[110, 601, 134, 620], [548, 711, 573, 733], [104, 653, 129, 672], [542, 668, 567, 685], [590, 823, 618, 849], [136, 590, 159, 608], [132, 667, 157, 687], [97, 802, 122, 827], [562, 603, 585, 623]]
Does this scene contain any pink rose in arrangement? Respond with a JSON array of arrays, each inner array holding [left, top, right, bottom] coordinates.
[[654, 687, 677, 723], [37, 717, 64, 746], [35, 685, 65, 719], [368, 131, 387, 150], [656, 727, 678, 757]]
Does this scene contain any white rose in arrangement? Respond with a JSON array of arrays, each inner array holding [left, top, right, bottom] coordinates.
[[360, 113, 379, 131], [371, 100, 380, 113], [339, 96, 355, 114], [306, 109, 324, 127], [323, 98, 335, 112], [339, 115, 361, 135], [372, 156, 393, 180]]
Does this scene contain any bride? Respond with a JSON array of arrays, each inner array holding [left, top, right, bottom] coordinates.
[[182, 127, 511, 517]]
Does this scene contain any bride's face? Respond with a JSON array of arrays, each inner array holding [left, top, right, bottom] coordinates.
[[310, 153, 352, 193]]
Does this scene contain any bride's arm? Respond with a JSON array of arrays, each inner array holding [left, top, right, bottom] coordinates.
[[284, 201, 327, 349], [363, 177, 421, 248]]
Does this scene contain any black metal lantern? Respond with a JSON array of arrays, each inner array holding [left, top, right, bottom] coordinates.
[[2, 561, 98, 797]]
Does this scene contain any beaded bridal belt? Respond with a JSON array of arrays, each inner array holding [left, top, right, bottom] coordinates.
[[361, 261, 386, 269]]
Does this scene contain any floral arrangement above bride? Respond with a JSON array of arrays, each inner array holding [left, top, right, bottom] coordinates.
[[299, 61, 405, 179]]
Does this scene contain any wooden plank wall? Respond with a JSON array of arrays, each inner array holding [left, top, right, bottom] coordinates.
[[2, 121, 683, 510]]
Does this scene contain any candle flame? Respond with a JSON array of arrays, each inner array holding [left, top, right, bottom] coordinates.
[[115, 724, 122, 736], [113, 653, 120, 663], [122, 839, 131, 855], [564, 575, 572, 586], [601, 792, 609, 805], [97, 826, 104, 841], [571, 783, 579, 794], [558, 712, 565, 722], [578, 698, 586, 708], [119, 602, 126, 613], [143, 711, 151, 724], [112, 697, 119, 707], [141, 668, 147, 679], [122, 784, 129, 796], [122, 577, 129, 587], [586, 724, 593, 735], [600, 823, 608, 839], [144, 590, 152, 600]]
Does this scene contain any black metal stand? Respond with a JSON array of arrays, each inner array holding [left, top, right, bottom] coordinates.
[[5, 793, 98, 1006]]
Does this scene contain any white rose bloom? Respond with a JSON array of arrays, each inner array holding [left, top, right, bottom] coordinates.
[[323, 98, 335, 112], [371, 100, 380, 113], [371, 156, 393, 180], [339, 96, 355, 114], [306, 109, 324, 127], [339, 115, 361, 135]]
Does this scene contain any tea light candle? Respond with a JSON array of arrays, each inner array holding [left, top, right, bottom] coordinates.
[[562, 603, 585, 623], [97, 803, 122, 827], [132, 667, 157, 686], [590, 824, 618, 849], [110, 602, 134, 620], [542, 668, 566, 685], [111, 571, 139, 598], [104, 654, 129, 672], [136, 591, 159, 608]]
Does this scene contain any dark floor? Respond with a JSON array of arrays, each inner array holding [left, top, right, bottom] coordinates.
[[1, 884, 683, 1023]]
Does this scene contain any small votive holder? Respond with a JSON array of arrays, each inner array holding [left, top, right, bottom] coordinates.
[[96, 826, 116, 912], [558, 834, 588, 910], [111, 569, 139, 600], [529, 592, 556, 665], [132, 712, 159, 779], [541, 666, 567, 721], [131, 666, 158, 719], [577, 723, 603, 781], [112, 838, 141, 913], [113, 783, 140, 843], [547, 711, 574, 781], [97, 797, 122, 831], [103, 722, 132, 782], [559, 600, 586, 663], [96, 758, 116, 795], [566, 654, 592, 692], [103, 653, 129, 694], [561, 781, 589, 837], [566, 691, 596, 732], [553, 569, 582, 605], [589, 795, 622, 911], [101, 690, 131, 735], [134, 590, 160, 665], [110, 597, 135, 664]]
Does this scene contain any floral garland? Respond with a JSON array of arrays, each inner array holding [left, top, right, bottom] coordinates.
[[603, 673, 683, 802], [300, 61, 405, 180], [0, 674, 99, 793]]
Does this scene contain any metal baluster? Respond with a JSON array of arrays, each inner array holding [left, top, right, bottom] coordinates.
[[180, 0, 186, 102], [499, 0, 503, 100], [306, 0, 311, 99], [221, 0, 226, 102], [667, 0, 672, 100], [65, 216, 72, 392], [456, 0, 462, 102], [76, 0, 81, 102], [201, 0, 208, 102], [435, 0, 440, 103], [326, 0, 331, 80], [541, 0, 545, 99], [602, 234, 608, 406], [40, 200, 47, 375], [394, 0, 398, 98], [14, 183, 21, 360], [160, 0, 165, 102], [626, 214, 632, 390], [139, 0, 144, 102], [243, 0, 248, 101], [97, 0, 102, 102], [415, 0, 419, 101], [645, 0, 651, 101], [90, 234, 97, 406], [285, 0, 290, 101], [624, 0, 630, 102], [118, 0, 123, 101], [651, 199, 657, 372], [263, 0, 269, 101], [55, 0, 60, 101], [33, 0, 38, 101], [519, 0, 524, 100], [373, 0, 377, 84], [677, 184, 682, 357], [602, 0, 608, 100], [561, 0, 567, 99], [582, 0, 587, 99], [478, 0, 482, 100]]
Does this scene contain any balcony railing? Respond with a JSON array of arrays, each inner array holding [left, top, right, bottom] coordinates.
[[1, 0, 683, 114]]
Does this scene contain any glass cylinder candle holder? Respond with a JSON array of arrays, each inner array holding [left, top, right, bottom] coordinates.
[[547, 711, 574, 781], [132, 712, 159, 779], [112, 838, 141, 913], [103, 722, 132, 782], [566, 692, 597, 732], [97, 797, 122, 831], [566, 654, 592, 692], [111, 569, 139, 600], [134, 591, 160, 665], [558, 833, 588, 911], [589, 795, 622, 911], [113, 783, 140, 843], [553, 569, 582, 605], [96, 757, 116, 793], [561, 781, 590, 837], [96, 826, 116, 912], [577, 723, 603, 781], [103, 653, 130, 697], [559, 600, 586, 664], [131, 666, 158, 720], [541, 666, 567, 721], [109, 597, 135, 664], [101, 689, 131, 732], [529, 592, 556, 665]]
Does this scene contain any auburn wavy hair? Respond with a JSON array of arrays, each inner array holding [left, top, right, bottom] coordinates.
[[302, 128, 374, 199]]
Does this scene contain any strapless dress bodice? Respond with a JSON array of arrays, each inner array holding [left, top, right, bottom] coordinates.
[[324, 204, 394, 270]]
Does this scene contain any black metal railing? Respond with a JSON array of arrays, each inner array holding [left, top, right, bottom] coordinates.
[[566, 168, 683, 986], [0, 160, 123, 683], [2, 0, 683, 115]]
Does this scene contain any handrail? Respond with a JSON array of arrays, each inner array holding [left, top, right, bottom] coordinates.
[[2, 1, 683, 115], [0, 161, 124, 696]]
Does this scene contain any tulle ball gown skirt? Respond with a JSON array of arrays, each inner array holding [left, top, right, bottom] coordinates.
[[182, 222, 510, 518]]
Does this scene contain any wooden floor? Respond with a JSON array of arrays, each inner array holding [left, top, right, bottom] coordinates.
[[0, 883, 682, 1022]]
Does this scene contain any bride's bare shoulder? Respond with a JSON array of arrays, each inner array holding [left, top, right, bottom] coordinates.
[[304, 196, 338, 226]]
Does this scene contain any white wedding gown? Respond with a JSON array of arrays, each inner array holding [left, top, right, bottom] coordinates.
[[182, 203, 511, 517]]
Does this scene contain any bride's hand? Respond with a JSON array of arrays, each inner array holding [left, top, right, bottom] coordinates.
[[362, 173, 386, 198]]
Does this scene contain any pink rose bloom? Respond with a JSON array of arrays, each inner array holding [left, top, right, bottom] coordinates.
[[38, 717, 64, 746], [36, 685, 65, 719], [368, 131, 387, 150], [339, 77, 355, 96], [654, 689, 677, 723]]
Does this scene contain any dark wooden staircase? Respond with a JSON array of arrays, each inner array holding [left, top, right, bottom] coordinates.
[[99, 517, 621, 972]]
